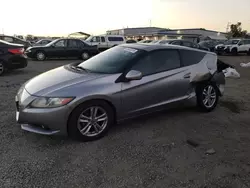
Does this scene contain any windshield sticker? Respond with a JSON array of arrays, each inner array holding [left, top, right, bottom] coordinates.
[[124, 48, 138, 53]]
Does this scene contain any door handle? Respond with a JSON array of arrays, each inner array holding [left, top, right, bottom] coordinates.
[[183, 73, 191, 79]]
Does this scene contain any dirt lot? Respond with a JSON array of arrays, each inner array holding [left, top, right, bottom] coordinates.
[[1, 56, 250, 188]]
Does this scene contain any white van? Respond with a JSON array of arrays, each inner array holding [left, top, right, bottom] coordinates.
[[85, 35, 126, 51]]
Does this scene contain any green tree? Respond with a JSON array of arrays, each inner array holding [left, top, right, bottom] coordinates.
[[229, 22, 247, 38]]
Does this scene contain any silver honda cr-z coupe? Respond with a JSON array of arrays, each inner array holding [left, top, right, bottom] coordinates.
[[16, 43, 226, 141]]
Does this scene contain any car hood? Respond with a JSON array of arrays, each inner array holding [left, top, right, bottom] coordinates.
[[27, 45, 48, 51], [24, 66, 108, 96]]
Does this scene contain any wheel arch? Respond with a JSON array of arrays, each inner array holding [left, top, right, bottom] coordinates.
[[67, 98, 117, 134]]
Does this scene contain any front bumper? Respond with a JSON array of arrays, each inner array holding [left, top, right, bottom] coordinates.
[[15, 88, 70, 136]]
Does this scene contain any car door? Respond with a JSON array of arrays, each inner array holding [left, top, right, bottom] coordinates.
[[49, 39, 67, 58], [120, 49, 191, 118], [99, 36, 107, 49], [66, 39, 80, 57]]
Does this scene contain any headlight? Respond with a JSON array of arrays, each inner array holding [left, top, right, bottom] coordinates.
[[30, 97, 74, 108]]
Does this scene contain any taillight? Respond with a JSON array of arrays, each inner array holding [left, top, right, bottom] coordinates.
[[8, 48, 24, 54]]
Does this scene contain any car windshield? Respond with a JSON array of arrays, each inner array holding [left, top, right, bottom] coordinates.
[[85, 36, 93, 42], [78, 46, 144, 74], [225, 40, 240, 45], [45, 39, 58, 46]]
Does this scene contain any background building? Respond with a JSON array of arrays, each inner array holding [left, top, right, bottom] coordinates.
[[106, 27, 227, 42]]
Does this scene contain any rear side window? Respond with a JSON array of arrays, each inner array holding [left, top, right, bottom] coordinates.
[[101, 37, 105, 42], [180, 50, 206, 66], [132, 50, 181, 76], [182, 41, 193, 47], [108, 37, 124, 41]]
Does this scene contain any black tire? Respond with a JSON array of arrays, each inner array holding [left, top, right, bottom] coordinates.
[[36, 51, 46, 61], [81, 51, 90, 60], [0, 61, 5, 76], [231, 48, 238, 56], [247, 49, 250, 56], [196, 83, 219, 112], [68, 100, 115, 141]]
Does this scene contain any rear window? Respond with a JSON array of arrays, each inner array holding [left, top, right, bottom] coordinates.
[[180, 50, 206, 66], [108, 37, 124, 42]]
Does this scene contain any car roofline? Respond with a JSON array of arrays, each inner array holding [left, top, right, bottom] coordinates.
[[120, 43, 216, 55]]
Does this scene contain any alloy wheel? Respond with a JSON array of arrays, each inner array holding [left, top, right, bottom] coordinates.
[[202, 85, 216, 108], [82, 52, 89, 60], [37, 52, 45, 61], [77, 106, 108, 137]]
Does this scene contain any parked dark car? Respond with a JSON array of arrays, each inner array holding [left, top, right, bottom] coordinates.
[[126, 39, 137, 43], [154, 39, 210, 51], [0, 35, 31, 49], [25, 38, 99, 61], [32, 39, 53, 46], [0, 40, 28, 76], [138, 39, 153, 43], [199, 40, 225, 52]]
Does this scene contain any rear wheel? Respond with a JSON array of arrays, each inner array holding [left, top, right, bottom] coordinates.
[[68, 100, 115, 141], [81, 52, 90, 60], [231, 48, 238, 56], [36, 51, 46, 61], [196, 83, 219, 112], [0, 61, 5, 76]]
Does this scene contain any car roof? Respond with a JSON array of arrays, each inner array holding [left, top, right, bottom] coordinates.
[[120, 43, 215, 54]]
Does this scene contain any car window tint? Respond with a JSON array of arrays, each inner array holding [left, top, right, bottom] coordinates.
[[68, 40, 78, 47], [3, 37, 14, 43], [132, 50, 181, 76], [180, 50, 206, 66], [182, 41, 193, 47], [76, 40, 84, 47], [171, 41, 181, 45], [108, 37, 124, 41], [54, 40, 66, 47], [101, 37, 105, 42]]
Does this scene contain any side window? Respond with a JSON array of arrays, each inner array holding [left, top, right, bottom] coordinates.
[[3, 37, 14, 43], [182, 41, 193, 47], [108, 37, 124, 42], [54, 40, 66, 47], [246, 40, 250, 44], [76, 40, 85, 47], [68, 40, 78, 48], [92, 36, 100, 42], [101, 37, 105, 42], [238, 40, 244, 45], [171, 41, 181, 45], [132, 50, 181, 76], [180, 50, 206, 66]]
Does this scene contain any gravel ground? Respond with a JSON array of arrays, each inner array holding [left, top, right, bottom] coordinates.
[[1, 56, 250, 188]]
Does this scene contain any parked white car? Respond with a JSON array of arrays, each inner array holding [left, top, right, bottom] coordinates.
[[215, 39, 250, 55], [85, 35, 126, 51]]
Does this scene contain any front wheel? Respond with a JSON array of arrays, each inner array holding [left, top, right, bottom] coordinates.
[[231, 48, 238, 56], [36, 51, 46, 61], [196, 83, 219, 112], [68, 100, 115, 141]]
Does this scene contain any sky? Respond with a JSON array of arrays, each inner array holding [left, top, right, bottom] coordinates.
[[1, 0, 250, 36]]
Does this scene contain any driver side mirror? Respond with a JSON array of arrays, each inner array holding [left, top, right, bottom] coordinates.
[[125, 70, 142, 81]]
